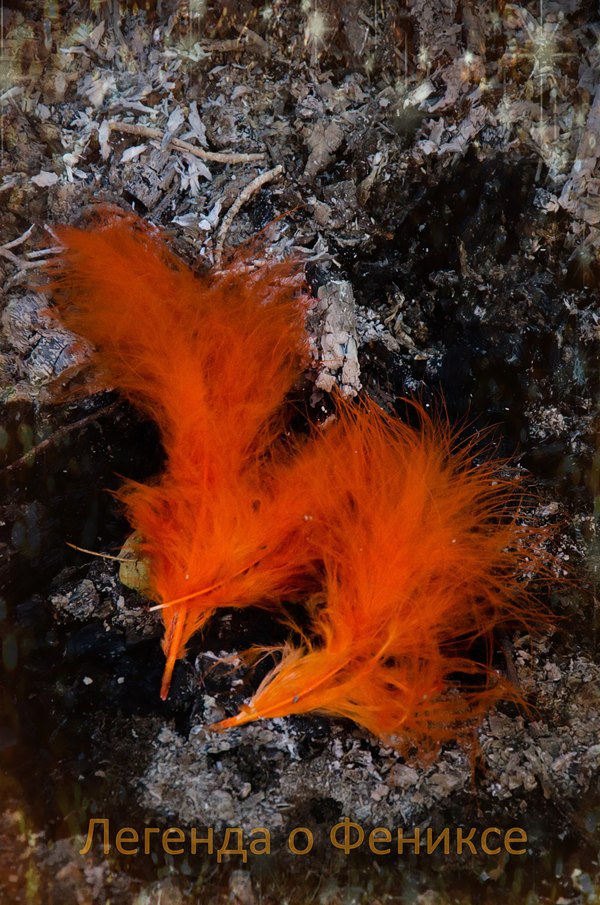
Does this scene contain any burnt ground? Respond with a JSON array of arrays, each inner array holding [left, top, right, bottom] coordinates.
[[1, 1, 600, 903]]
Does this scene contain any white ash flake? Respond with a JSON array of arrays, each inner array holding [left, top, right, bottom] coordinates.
[[31, 171, 59, 187], [120, 144, 147, 163]]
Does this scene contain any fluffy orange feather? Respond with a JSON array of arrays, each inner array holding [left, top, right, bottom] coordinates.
[[212, 397, 550, 747], [47, 210, 315, 698]]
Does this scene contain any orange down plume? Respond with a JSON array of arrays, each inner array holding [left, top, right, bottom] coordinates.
[[47, 210, 315, 699], [212, 397, 551, 748]]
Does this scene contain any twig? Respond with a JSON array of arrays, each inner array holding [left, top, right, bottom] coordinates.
[[199, 37, 247, 52], [107, 121, 266, 165], [44, 224, 63, 244], [0, 248, 47, 273], [2, 224, 34, 250], [26, 246, 63, 260], [5, 263, 54, 290], [0, 402, 121, 477], [0, 244, 56, 290], [0, 227, 60, 291], [0, 247, 23, 267], [214, 165, 284, 263]]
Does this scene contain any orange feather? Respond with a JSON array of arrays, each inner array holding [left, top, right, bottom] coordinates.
[[46, 210, 315, 698], [212, 397, 550, 748]]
